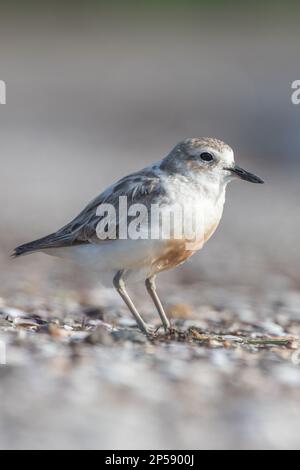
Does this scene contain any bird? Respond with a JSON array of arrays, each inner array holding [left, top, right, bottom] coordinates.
[[13, 138, 264, 335]]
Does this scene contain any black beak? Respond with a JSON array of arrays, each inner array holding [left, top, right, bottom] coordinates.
[[226, 165, 264, 184]]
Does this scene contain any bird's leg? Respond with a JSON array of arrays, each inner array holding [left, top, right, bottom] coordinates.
[[113, 270, 151, 335], [145, 276, 170, 332]]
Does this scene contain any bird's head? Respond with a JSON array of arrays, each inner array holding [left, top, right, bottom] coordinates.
[[162, 137, 264, 185]]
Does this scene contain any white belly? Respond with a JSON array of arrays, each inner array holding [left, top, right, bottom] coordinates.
[[44, 238, 165, 283]]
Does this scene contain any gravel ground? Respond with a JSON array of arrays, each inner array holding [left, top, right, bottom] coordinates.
[[1, 274, 300, 450]]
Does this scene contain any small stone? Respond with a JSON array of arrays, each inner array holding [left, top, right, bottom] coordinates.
[[1, 307, 27, 321], [118, 317, 137, 328], [13, 317, 42, 331], [260, 321, 286, 337], [111, 329, 148, 344], [82, 306, 104, 320], [209, 339, 223, 348], [85, 326, 115, 346], [168, 303, 195, 319]]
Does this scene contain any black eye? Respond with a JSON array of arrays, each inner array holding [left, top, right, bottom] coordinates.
[[200, 152, 214, 162]]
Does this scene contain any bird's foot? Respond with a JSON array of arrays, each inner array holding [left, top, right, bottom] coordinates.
[[152, 324, 175, 338], [145, 324, 158, 337]]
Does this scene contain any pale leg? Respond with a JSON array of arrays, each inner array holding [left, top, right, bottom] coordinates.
[[145, 276, 170, 331], [113, 270, 150, 335]]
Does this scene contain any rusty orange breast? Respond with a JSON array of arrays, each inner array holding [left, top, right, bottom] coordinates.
[[151, 220, 219, 274]]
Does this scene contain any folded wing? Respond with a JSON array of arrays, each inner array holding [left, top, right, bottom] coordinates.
[[13, 168, 165, 257]]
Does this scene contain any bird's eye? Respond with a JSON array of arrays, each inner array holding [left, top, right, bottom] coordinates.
[[200, 152, 214, 162]]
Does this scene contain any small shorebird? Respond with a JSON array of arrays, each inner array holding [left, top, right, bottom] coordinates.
[[14, 138, 264, 335]]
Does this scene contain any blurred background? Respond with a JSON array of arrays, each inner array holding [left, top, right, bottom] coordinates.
[[0, 1, 300, 450]]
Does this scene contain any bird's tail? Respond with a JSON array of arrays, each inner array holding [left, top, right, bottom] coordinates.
[[12, 233, 59, 258]]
